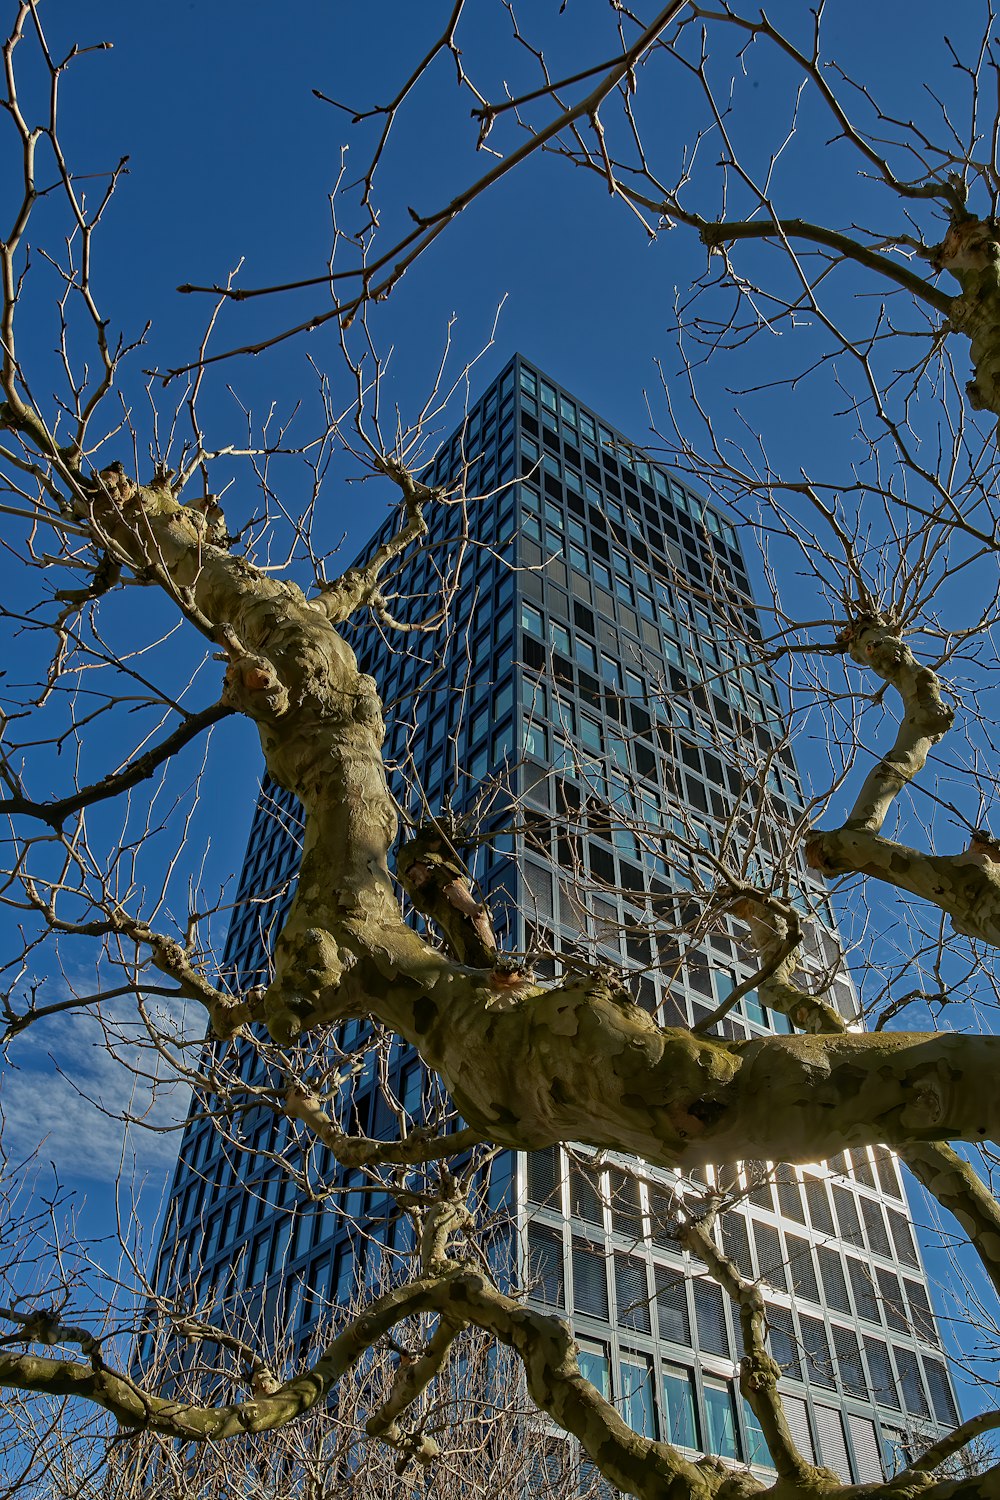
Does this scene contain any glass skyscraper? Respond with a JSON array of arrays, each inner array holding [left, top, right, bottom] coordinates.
[[153, 354, 958, 1484]]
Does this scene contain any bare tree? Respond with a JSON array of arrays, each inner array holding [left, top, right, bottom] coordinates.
[[5, 4, 1000, 1498]]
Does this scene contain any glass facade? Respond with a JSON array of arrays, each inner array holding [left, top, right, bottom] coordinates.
[[152, 355, 958, 1483]]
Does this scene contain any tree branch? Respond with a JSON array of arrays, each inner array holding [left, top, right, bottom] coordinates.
[[905, 1407, 1000, 1474], [313, 464, 434, 625], [0, 701, 233, 829], [284, 1086, 483, 1168], [736, 895, 1000, 1301], [678, 1209, 835, 1487], [698, 217, 955, 317]]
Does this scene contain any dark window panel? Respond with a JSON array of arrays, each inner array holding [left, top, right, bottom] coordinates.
[[655, 1265, 691, 1344], [615, 1254, 651, 1332], [573, 1239, 610, 1318], [767, 1305, 802, 1379], [528, 1225, 565, 1307], [527, 1147, 560, 1207], [694, 1279, 729, 1357]]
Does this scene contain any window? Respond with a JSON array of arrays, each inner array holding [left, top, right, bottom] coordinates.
[[619, 1357, 656, 1438], [527, 1225, 565, 1307], [786, 1236, 819, 1302], [575, 638, 598, 672], [721, 1214, 753, 1279], [861, 1197, 892, 1257], [550, 620, 571, 655], [522, 676, 547, 715], [904, 1279, 935, 1342], [573, 1240, 610, 1318], [655, 1267, 690, 1344], [924, 1359, 958, 1424], [333, 1243, 355, 1305], [609, 1170, 644, 1239], [894, 1347, 929, 1416], [570, 1162, 605, 1225], [805, 1178, 835, 1236], [521, 602, 542, 636], [832, 1185, 863, 1246], [569, 542, 588, 575], [662, 1365, 698, 1448], [742, 1399, 775, 1469], [703, 1380, 739, 1460], [615, 1255, 651, 1332], [492, 724, 513, 762], [581, 715, 603, 752], [848, 1259, 880, 1322], [527, 1146, 560, 1205], [800, 1313, 835, 1389], [880, 1427, 912, 1477], [578, 1342, 611, 1398], [754, 1222, 786, 1291], [523, 723, 547, 759], [887, 1210, 919, 1267], [833, 1325, 866, 1396], [767, 1306, 801, 1378], [694, 1280, 729, 1356], [864, 1337, 900, 1408], [818, 1247, 851, 1314]]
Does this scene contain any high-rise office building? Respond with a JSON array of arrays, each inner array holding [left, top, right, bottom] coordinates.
[[153, 354, 958, 1483]]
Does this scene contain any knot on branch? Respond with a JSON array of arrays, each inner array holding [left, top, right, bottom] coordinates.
[[397, 825, 498, 967], [712, 1466, 765, 1500], [741, 1349, 781, 1394], [183, 492, 229, 547], [487, 957, 537, 997], [250, 1367, 281, 1397], [900, 1064, 960, 1131], [803, 831, 846, 877], [82, 461, 151, 539], [932, 214, 1000, 277], [220, 650, 289, 720], [958, 829, 1000, 867], [284, 1084, 332, 1137], [418, 1184, 475, 1274], [729, 895, 798, 961], [699, 221, 728, 252]]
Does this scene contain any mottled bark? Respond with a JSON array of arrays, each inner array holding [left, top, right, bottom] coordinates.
[[679, 1211, 837, 1490], [805, 827, 1000, 946], [804, 618, 1000, 943], [837, 621, 954, 835], [3, 443, 999, 1482], [902, 1144, 1000, 1300], [737, 897, 1000, 1302], [365, 1315, 463, 1466], [397, 823, 500, 968], [0, 1237, 738, 1500], [284, 1085, 484, 1168], [52, 474, 1000, 1178], [935, 216, 1000, 417]]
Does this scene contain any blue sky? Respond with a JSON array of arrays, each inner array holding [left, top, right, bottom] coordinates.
[[5, 0, 998, 1402]]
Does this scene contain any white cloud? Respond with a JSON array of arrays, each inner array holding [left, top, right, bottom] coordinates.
[[2, 990, 196, 1187]]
